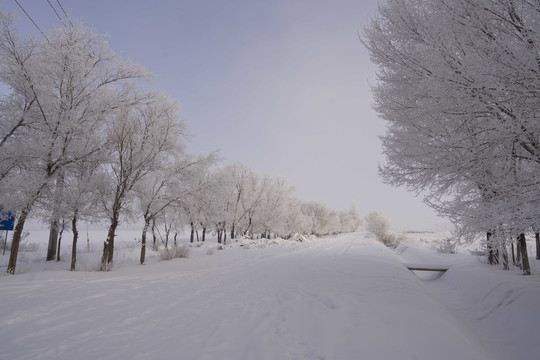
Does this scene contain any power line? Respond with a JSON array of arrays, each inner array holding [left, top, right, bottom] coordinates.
[[55, 0, 73, 26], [46, 0, 62, 22], [12, 0, 49, 42]]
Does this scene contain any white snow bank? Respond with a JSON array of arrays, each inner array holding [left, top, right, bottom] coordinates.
[[428, 264, 540, 360], [396, 240, 540, 360], [0, 234, 494, 360]]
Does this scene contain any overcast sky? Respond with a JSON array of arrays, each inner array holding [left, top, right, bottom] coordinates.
[[1, 0, 450, 231]]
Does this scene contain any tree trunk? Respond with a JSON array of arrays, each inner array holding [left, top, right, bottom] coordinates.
[[500, 239, 509, 271], [224, 230, 227, 245], [100, 213, 119, 271], [56, 220, 65, 262], [47, 219, 58, 261], [202, 227, 206, 242], [518, 233, 531, 275], [196, 229, 199, 242], [246, 216, 252, 236], [140, 218, 150, 265], [47, 173, 64, 261], [6, 208, 30, 274], [174, 233, 178, 246], [487, 232, 495, 264], [511, 241, 516, 266], [534, 232, 540, 260], [70, 210, 79, 271], [165, 225, 170, 248], [231, 224, 235, 241], [516, 236, 522, 267], [151, 218, 157, 250], [217, 229, 222, 244], [190, 222, 194, 243]]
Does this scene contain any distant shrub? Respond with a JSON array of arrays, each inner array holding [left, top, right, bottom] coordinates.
[[379, 232, 397, 246], [365, 211, 399, 246], [3, 232, 37, 252], [159, 244, 190, 261], [365, 212, 390, 237], [436, 238, 457, 254], [160, 247, 175, 261], [292, 233, 308, 242], [175, 244, 190, 258]]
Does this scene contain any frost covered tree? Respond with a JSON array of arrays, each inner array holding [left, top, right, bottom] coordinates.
[[0, 14, 149, 274], [339, 205, 362, 233], [202, 167, 233, 244], [277, 198, 312, 238], [254, 177, 293, 239], [224, 163, 260, 240], [363, 0, 539, 273], [301, 202, 335, 237], [135, 168, 172, 263], [63, 160, 106, 271], [98, 93, 187, 270], [159, 153, 217, 248], [33, 155, 106, 270], [364, 211, 394, 245]]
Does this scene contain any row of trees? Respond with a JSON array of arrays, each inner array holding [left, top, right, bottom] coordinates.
[[363, 0, 539, 274], [139, 162, 362, 253], [0, 14, 361, 274]]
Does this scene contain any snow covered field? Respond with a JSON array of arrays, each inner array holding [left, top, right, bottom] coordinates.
[[1, 232, 539, 359]]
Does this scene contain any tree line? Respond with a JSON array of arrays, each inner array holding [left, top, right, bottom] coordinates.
[[362, 0, 539, 274], [0, 13, 362, 274]]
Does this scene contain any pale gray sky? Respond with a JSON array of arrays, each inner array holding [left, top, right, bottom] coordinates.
[[2, 0, 449, 230]]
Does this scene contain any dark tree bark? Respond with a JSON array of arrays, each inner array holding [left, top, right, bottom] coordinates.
[[48, 173, 65, 261], [151, 218, 157, 250], [190, 222, 194, 243], [56, 220, 65, 262], [202, 227, 206, 242], [6, 180, 48, 274], [140, 218, 150, 265], [7, 208, 30, 274], [100, 216, 119, 271], [534, 232, 540, 260], [487, 232, 496, 264], [100, 188, 123, 271], [500, 240, 509, 270], [516, 236, 522, 267], [70, 210, 79, 271], [518, 233, 531, 275], [511, 241, 516, 266], [164, 224, 171, 248], [47, 219, 58, 261]]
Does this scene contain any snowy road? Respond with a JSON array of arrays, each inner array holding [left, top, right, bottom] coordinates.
[[0, 234, 493, 360]]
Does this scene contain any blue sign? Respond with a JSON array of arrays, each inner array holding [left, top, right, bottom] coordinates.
[[0, 211, 15, 231]]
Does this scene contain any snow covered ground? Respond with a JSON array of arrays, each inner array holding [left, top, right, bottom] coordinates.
[[0, 231, 539, 359]]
